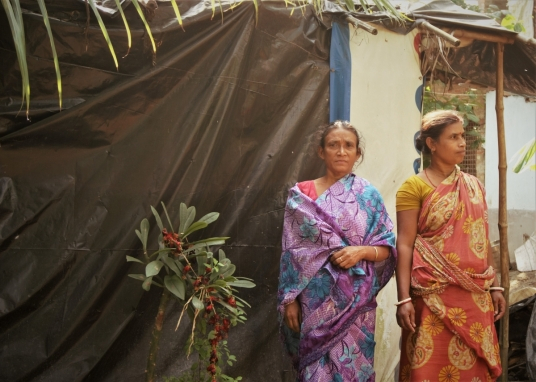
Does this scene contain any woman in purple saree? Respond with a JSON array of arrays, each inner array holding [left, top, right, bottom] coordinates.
[[278, 121, 396, 382]]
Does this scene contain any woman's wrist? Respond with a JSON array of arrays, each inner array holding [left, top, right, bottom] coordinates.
[[371, 246, 378, 262]]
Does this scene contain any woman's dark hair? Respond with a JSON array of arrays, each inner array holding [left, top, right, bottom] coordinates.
[[416, 110, 464, 154], [317, 120, 365, 163]]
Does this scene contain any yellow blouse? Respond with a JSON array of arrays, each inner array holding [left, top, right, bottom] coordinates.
[[396, 175, 434, 212]]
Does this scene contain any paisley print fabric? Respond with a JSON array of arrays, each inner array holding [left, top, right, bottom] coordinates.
[[278, 174, 396, 381], [399, 166, 502, 381]]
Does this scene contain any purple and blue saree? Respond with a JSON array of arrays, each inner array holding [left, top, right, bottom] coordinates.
[[278, 174, 396, 382]]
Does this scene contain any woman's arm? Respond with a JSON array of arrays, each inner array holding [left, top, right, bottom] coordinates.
[[487, 242, 506, 321], [395, 209, 419, 332], [330, 245, 390, 268]]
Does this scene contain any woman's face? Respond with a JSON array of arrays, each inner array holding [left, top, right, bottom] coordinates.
[[428, 121, 466, 165], [318, 128, 360, 178]]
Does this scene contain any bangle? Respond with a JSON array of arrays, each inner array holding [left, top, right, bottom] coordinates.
[[489, 287, 504, 292], [395, 297, 412, 306], [373, 246, 378, 261]]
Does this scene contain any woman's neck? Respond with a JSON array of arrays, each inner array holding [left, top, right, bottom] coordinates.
[[428, 161, 455, 178], [315, 172, 349, 196]]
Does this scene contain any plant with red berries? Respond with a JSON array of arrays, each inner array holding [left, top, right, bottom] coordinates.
[[127, 202, 254, 382]]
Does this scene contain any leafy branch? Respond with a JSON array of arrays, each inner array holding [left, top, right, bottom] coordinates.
[[127, 202, 254, 382]]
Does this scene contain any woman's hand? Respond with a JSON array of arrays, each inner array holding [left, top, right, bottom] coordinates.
[[284, 300, 302, 333], [330, 246, 367, 269], [491, 291, 506, 321], [396, 301, 416, 332]]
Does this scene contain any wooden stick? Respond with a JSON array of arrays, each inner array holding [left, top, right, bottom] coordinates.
[[453, 29, 515, 44], [495, 42, 510, 382], [345, 15, 377, 35], [419, 20, 460, 46]]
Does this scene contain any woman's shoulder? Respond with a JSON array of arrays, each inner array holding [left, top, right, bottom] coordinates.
[[296, 180, 318, 200], [460, 171, 486, 193], [396, 174, 433, 212], [397, 174, 429, 191]]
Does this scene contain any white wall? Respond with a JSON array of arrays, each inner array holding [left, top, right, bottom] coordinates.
[[485, 92, 536, 261], [349, 25, 422, 382], [485, 92, 536, 211]]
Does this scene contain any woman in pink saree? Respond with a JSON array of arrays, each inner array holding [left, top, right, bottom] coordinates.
[[395, 110, 506, 381]]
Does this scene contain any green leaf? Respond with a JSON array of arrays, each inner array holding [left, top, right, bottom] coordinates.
[[197, 254, 207, 275], [198, 212, 220, 224], [142, 276, 153, 291], [131, 0, 156, 52], [181, 206, 196, 234], [219, 258, 231, 266], [215, 299, 237, 314], [151, 205, 164, 231], [162, 255, 182, 275], [211, 280, 229, 288], [148, 248, 175, 260], [161, 202, 174, 232], [126, 255, 144, 264], [36, 0, 62, 110], [179, 203, 187, 232], [3, 0, 30, 118], [169, 0, 184, 31], [191, 296, 204, 310], [234, 295, 251, 308], [466, 113, 480, 123], [218, 249, 226, 261], [513, 140, 536, 173], [164, 275, 185, 299], [220, 264, 236, 278], [87, 0, 119, 69], [128, 273, 146, 281], [188, 237, 229, 245], [227, 280, 256, 288], [146, 260, 164, 277], [182, 221, 208, 237], [112, 0, 132, 56], [138, 218, 149, 251]]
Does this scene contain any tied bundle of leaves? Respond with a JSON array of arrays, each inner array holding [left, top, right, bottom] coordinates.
[[127, 202, 254, 382]]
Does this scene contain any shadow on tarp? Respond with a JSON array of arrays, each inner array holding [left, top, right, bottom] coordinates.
[[0, 2, 331, 381]]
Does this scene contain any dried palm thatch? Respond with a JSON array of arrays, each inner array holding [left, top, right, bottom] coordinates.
[[2, 0, 407, 119]]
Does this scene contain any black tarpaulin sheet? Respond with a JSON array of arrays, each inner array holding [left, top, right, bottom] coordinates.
[[0, 2, 331, 381]]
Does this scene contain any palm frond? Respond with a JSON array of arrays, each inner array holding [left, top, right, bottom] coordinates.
[[2, 0, 30, 118], [131, 0, 156, 53], [37, 0, 62, 110], [113, 0, 132, 57], [170, 0, 184, 31], [88, 0, 119, 69], [512, 139, 536, 173]]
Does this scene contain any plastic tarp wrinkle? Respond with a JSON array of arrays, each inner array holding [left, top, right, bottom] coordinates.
[[0, 2, 330, 381]]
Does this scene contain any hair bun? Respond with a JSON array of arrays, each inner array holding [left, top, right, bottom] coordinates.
[[415, 136, 424, 152]]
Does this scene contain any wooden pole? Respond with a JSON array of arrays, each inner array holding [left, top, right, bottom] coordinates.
[[495, 42, 510, 382], [453, 29, 515, 44]]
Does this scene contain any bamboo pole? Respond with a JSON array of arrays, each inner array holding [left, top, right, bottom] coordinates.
[[418, 20, 460, 46], [345, 15, 377, 35], [453, 29, 515, 44], [495, 42, 510, 382]]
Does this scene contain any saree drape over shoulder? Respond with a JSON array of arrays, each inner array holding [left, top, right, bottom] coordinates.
[[278, 174, 396, 382], [399, 167, 502, 382]]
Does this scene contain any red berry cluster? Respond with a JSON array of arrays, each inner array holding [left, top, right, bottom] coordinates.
[[206, 309, 231, 382], [162, 229, 182, 253]]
